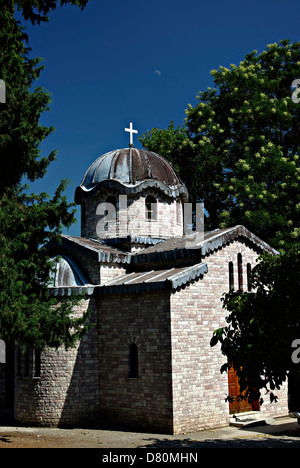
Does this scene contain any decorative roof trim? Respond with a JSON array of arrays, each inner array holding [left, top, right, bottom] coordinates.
[[75, 147, 189, 204], [96, 262, 208, 296], [132, 225, 278, 264], [48, 286, 95, 297], [168, 262, 208, 289], [75, 178, 188, 204], [50, 255, 91, 287], [198, 225, 279, 256], [56, 235, 131, 264]]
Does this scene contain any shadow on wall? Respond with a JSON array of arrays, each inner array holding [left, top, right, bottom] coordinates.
[[59, 300, 101, 427]]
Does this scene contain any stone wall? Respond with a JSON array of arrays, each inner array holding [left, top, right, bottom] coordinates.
[[100, 263, 126, 284], [81, 190, 183, 240], [97, 289, 174, 433], [170, 239, 288, 434], [14, 298, 99, 427], [13, 237, 289, 433], [0, 364, 5, 408]]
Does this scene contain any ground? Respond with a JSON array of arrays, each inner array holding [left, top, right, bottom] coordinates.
[[1, 417, 300, 448]]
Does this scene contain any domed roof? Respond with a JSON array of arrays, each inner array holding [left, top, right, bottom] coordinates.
[[50, 255, 90, 287], [75, 148, 188, 203]]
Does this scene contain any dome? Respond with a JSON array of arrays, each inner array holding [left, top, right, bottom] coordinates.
[[75, 148, 188, 203], [50, 256, 90, 287]]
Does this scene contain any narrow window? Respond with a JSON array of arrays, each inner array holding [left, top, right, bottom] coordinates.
[[106, 196, 117, 219], [128, 343, 138, 379], [24, 347, 30, 377], [17, 347, 21, 376], [176, 200, 182, 224], [0, 340, 5, 364], [145, 195, 157, 221], [238, 253, 243, 291], [229, 261, 234, 291], [103, 195, 117, 231], [81, 201, 85, 228], [247, 263, 252, 291], [34, 349, 41, 377]]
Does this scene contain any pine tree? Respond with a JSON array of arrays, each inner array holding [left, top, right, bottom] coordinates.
[[0, 0, 91, 350]]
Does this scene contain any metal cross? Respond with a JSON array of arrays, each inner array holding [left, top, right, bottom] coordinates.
[[125, 122, 138, 147]]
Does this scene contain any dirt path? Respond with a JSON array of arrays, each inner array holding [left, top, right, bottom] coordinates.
[[1, 417, 300, 448]]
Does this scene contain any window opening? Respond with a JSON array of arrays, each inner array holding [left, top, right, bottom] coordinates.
[[24, 347, 30, 377], [229, 261, 234, 291], [102, 195, 117, 231], [17, 348, 21, 376], [128, 343, 138, 379], [176, 200, 182, 224], [0, 340, 5, 364], [238, 253, 243, 291], [247, 263, 252, 291], [81, 201, 85, 227], [145, 195, 157, 221], [34, 349, 41, 377], [106, 196, 117, 219]]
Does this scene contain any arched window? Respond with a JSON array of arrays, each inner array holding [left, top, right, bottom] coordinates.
[[17, 347, 21, 376], [247, 263, 252, 291], [0, 340, 5, 364], [34, 349, 41, 378], [106, 195, 117, 220], [24, 347, 30, 377], [101, 195, 117, 232], [237, 253, 243, 291], [128, 343, 138, 379], [81, 201, 85, 228], [176, 200, 182, 224], [145, 195, 157, 221], [229, 261, 234, 291]]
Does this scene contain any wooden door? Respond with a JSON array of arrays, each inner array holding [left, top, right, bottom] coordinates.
[[228, 366, 253, 414]]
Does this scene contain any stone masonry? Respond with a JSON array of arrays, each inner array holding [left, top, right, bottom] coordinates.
[[10, 146, 289, 434]]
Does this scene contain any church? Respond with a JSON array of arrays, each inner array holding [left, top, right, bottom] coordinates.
[[1, 124, 288, 434]]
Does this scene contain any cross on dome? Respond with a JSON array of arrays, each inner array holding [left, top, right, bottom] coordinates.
[[125, 122, 138, 147]]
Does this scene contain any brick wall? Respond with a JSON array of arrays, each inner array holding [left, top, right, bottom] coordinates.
[[13, 237, 289, 433], [0, 364, 5, 408], [170, 239, 288, 434], [14, 298, 99, 427], [100, 264, 126, 284], [81, 190, 183, 240], [97, 290, 174, 433]]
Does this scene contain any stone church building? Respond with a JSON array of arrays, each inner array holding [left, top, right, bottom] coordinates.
[[0, 130, 289, 434]]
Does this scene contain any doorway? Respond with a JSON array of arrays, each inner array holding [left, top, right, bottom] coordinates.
[[228, 365, 254, 414]]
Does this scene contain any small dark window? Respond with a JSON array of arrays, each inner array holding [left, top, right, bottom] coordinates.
[[229, 261, 234, 291], [238, 253, 243, 291], [24, 347, 30, 377], [247, 263, 252, 291], [102, 195, 117, 231], [0, 340, 6, 364], [106, 196, 117, 219], [145, 195, 157, 220], [81, 201, 85, 227], [17, 348, 22, 376], [176, 200, 182, 224], [34, 349, 41, 377], [128, 343, 138, 379]]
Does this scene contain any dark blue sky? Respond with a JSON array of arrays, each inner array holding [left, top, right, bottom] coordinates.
[[21, 0, 300, 236]]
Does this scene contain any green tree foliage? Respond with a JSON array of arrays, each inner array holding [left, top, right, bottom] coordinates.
[[211, 245, 300, 405], [139, 122, 203, 208], [139, 122, 188, 175], [0, 0, 91, 350], [140, 40, 300, 251], [15, 0, 88, 24], [140, 40, 300, 405]]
